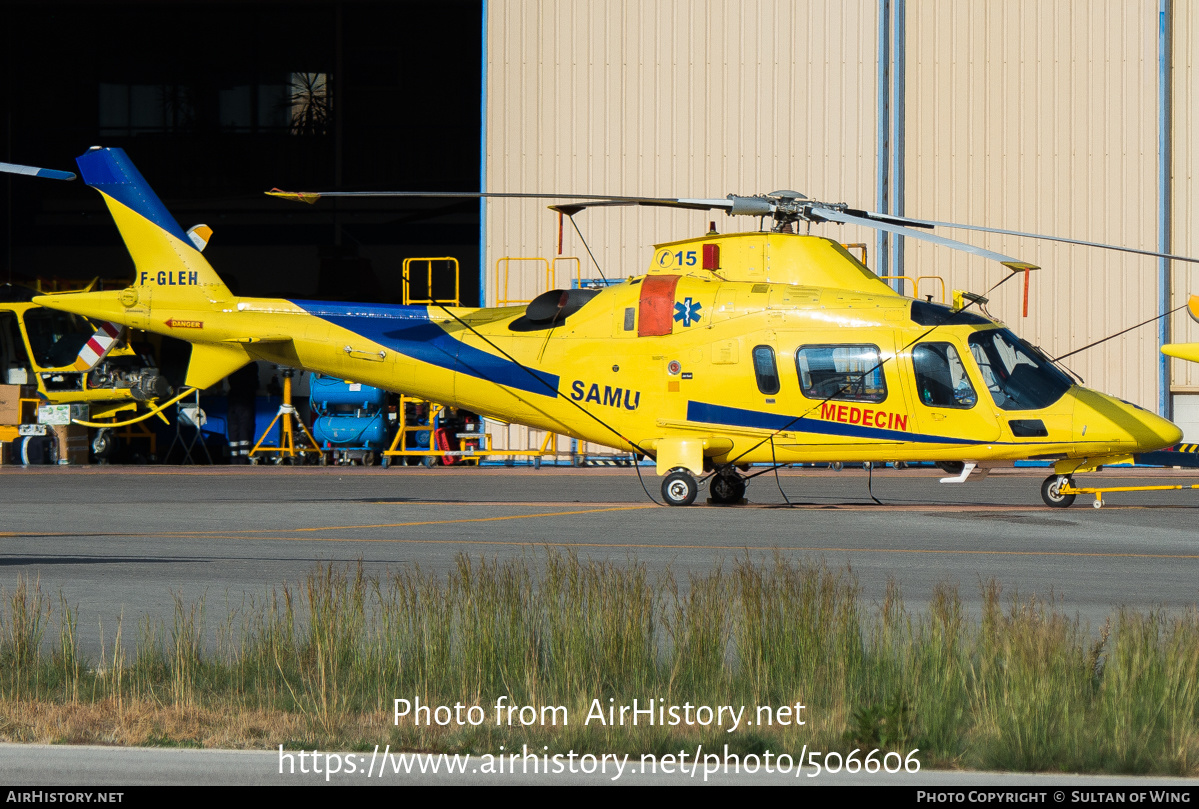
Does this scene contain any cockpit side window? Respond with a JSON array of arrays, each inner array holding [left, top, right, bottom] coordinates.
[[967, 328, 1071, 411], [751, 345, 780, 395], [22, 309, 92, 369], [913, 342, 977, 408]]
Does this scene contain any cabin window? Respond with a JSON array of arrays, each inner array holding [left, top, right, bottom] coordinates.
[[912, 342, 977, 408], [751, 345, 780, 394], [795, 344, 887, 403]]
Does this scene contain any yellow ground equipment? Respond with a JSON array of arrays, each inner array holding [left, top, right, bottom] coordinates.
[[1044, 475, 1199, 509], [248, 368, 322, 464], [385, 400, 485, 467], [1039, 444, 1199, 508], [382, 257, 559, 467]]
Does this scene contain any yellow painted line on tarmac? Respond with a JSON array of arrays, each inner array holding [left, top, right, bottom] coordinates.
[[0, 505, 653, 539], [376, 501, 1179, 511], [208, 540, 1199, 560], [19, 530, 1194, 561], [179, 505, 653, 535], [370, 501, 643, 507]]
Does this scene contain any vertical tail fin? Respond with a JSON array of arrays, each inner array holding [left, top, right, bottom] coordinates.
[[75, 147, 232, 304]]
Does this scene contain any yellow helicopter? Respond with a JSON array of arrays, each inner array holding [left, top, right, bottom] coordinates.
[[20, 147, 1188, 506], [1, 284, 170, 414], [0, 161, 174, 460]]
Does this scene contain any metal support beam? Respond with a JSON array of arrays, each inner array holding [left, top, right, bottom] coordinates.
[[875, 0, 891, 279], [480, 0, 489, 307], [889, 0, 906, 288], [1159, 1, 1172, 419]]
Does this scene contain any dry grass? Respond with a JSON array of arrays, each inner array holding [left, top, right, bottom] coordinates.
[[0, 552, 1196, 774], [0, 699, 317, 748]]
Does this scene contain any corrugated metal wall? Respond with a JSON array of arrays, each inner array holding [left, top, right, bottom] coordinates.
[[1172, 2, 1199, 383], [484, 0, 1192, 455], [1171, 1, 1199, 438], [485, 0, 880, 456], [904, 0, 1161, 410]]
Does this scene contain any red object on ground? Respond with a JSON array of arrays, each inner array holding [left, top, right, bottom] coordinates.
[[435, 427, 457, 465]]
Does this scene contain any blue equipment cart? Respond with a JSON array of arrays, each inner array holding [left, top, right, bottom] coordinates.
[[309, 375, 390, 465]]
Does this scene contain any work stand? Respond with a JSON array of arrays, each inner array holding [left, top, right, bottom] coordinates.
[[166, 389, 213, 464], [249, 368, 323, 464]]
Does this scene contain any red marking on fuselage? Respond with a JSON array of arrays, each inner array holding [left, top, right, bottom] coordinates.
[[637, 275, 681, 337], [819, 401, 907, 431]]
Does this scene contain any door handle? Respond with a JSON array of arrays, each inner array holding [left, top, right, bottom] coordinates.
[[344, 345, 387, 361]]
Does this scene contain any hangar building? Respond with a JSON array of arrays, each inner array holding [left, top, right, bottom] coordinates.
[[3, 1, 1198, 454]]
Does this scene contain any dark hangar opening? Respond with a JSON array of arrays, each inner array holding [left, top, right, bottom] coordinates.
[[1, 0, 484, 305]]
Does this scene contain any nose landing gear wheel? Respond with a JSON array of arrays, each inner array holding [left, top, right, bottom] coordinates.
[[662, 470, 699, 506], [709, 472, 747, 505], [1040, 474, 1076, 508]]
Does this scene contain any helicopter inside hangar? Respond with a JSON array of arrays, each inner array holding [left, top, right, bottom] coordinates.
[[15, 147, 1187, 507]]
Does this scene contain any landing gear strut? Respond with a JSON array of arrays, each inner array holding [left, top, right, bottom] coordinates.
[[708, 469, 747, 505], [661, 469, 699, 506], [1040, 474, 1076, 508]]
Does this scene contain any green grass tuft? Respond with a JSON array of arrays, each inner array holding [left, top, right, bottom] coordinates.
[[1, 554, 1196, 774]]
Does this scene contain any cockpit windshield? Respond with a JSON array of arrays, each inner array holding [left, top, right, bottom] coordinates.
[[967, 328, 1072, 411], [22, 308, 93, 369]]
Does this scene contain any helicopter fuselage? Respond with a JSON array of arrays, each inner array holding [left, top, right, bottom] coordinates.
[[240, 274, 1177, 473], [50, 232, 1178, 481], [31, 148, 1182, 506]]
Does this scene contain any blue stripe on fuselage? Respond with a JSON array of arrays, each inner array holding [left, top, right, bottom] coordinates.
[[291, 300, 560, 397], [686, 401, 986, 445]]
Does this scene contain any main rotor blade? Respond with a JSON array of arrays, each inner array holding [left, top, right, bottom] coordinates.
[[843, 208, 934, 229], [265, 188, 726, 207], [814, 208, 1038, 272], [0, 161, 76, 181], [892, 216, 1199, 265], [549, 198, 736, 216]]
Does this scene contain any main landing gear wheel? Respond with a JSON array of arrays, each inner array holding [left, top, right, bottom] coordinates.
[[1040, 474, 1076, 508], [662, 470, 699, 506], [709, 471, 746, 505]]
